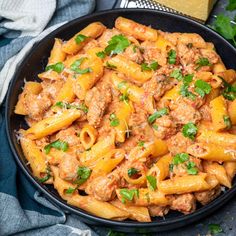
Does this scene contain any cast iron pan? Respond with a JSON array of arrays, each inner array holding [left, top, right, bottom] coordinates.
[[5, 9, 236, 233]]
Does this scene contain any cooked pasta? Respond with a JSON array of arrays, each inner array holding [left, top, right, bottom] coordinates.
[[15, 17, 236, 222]]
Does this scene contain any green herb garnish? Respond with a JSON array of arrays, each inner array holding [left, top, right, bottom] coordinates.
[[65, 187, 76, 194], [194, 79, 212, 97], [96, 51, 106, 59], [106, 62, 117, 69], [120, 189, 139, 203], [54, 101, 88, 113], [70, 58, 91, 74], [180, 74, 196, 100], [128, 168, 139, 177], [141, 61, 158, 71], [74, 166, 92, 186], [38, 167, 51, 183], [182, 122, 198, 140], [46, 62, 64, 73], [168, 49, 176, 64], [152, 124, 158, 131], [196, 57, 211, 70], [146, 175, 157, 191], [75, 34, 88, 44], [148, 108, 169, 124], [170, 69, 183, 81], [186, 161, 198, 175], [109, 113, 120, 127], [44, 140, 69, 154], [173, 153, 189, 165], [221, 77, 236, 101], [223, 115, 232, 129], [138, 141, 145, 147], [208, 223, 223, 235]]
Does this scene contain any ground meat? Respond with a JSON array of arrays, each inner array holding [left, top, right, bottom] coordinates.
[[166, 132, 194, 155], [169, 100, 201, 125], [200, 48, 219, 64], [85, 85, 112, 128], [143, 74, 175, 102], [41, 80, 64, 101], [153, 115, 177, 140], [148, 205, 170, 217], [199, 104, 212, 121], [170, 193, 196, 214], [24, 93, 52, 120], [124, 45, 143, 64], [141, 41, 167, 66], [195, 185, 221, 205], [85, 171, 120, 201], [59, 153, 79, 181], [55, 126, 80, 146]]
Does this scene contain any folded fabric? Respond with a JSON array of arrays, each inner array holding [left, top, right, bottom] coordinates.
[[0, 0, 106, 235]]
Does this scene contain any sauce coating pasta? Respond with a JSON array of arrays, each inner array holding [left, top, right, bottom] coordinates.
[[15, 17, 236, 222]]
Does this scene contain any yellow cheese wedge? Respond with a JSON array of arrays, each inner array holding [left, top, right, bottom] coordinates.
[[154, 0, 217, 21]]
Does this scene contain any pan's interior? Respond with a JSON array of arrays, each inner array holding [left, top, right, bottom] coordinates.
[[6, 9, 236, 231]]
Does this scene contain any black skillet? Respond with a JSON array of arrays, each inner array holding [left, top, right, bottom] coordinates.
[[5, 9, 236, 233]]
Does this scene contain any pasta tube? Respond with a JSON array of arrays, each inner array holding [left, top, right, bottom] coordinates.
[[48, 38, 66, 65], [224, 161, 236, 180], [80, 124, 98, 150], [115, 17, 158, 41], [158, 174, 210, 194], [106, 55, 153, 83], [228, 99, 236, 125], [25, 109, 81, 139], [187, 143, 236, 162], [62, 22, 106, 54]]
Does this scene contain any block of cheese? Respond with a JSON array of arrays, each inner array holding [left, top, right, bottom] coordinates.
[[154, 0, 217, 21]]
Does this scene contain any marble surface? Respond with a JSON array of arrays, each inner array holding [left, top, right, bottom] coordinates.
[[95, 1, 235, 235]]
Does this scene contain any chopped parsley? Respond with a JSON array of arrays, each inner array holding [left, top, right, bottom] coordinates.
[[208, 223, 223, 235], [38, 167, 51, 183], [173, 153, 189, 165], [169, 163, 174, 172], [186, 161, 198, 175], [180, 74, 196, 100], [105, 62, 117, 69], [170, 69, 183, 81], [194, 79, 212, 97], [195, 57, 211, 70], [152, 124, 158, 131], [132, 45, 138, 53], [128, 168, 139, 177], [141, 61, 158, 71], [148, 108, 169, 124], [96, 51, 106, 59], [104, 34, 130, 55], [65, 187, 76, 194], [119, 93, 129, 103], [46, 62, 64, 73], [54, 101, 88, 113], [120, 189, 139, 203], [223, 115, 232, 129], [74, 166, 92, 186], [146, 175, 157, 191], [182, 122, 198, 140], [70, 58, 92, 74], [75, 34, 88, 44], [44, 140, 69, 154], [109, 113, 120, 127], [168, 49, 177, 64], [138, 141, 145, 147], [221, 77, 236, 101]]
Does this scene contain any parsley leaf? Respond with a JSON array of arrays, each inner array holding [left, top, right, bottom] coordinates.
[[148, 108, 169, 124], [208, 223, 223, 235], [74, 166, 92, 186], [119, 93, 129, 103], [96, 51, 106, 59], [138, 141, 145, 147], [54, 101, 88, 113], [75, 34, 88, 44], [146, 175, 157, 191], [213, 14, 236, 46], [196, 57, 211, 70], [226, 0, 236, 11], [168, 49, 177, 64], [120, 189, 139, 203], [169, 163, 174, 172], [141, 61, 158, 71], [173, 153, 189, 165], [104, 34, 130, 55], [70, 58, 92, 74], [221, 78, 236, 101], [46, 62, 64, 73], [109, 113, 120, 127], [65, 187, 76, 194], [44, 140, 69, 154], [170, 69, 183, 81], [194, 79, 211, 97], [182, 122, 198, 140], [180, 74, 196, 100], [186, 161, 198, 175], [128, 168, 139, 177], [223, 115, 232, 129], [38, 167, 51, 183]]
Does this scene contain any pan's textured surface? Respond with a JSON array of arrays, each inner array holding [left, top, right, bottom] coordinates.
[[6, 9, 236, 233]]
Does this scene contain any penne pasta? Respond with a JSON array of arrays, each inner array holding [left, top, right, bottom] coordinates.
[[80, 124, 98, 150], [48, 38, 66, 65]]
